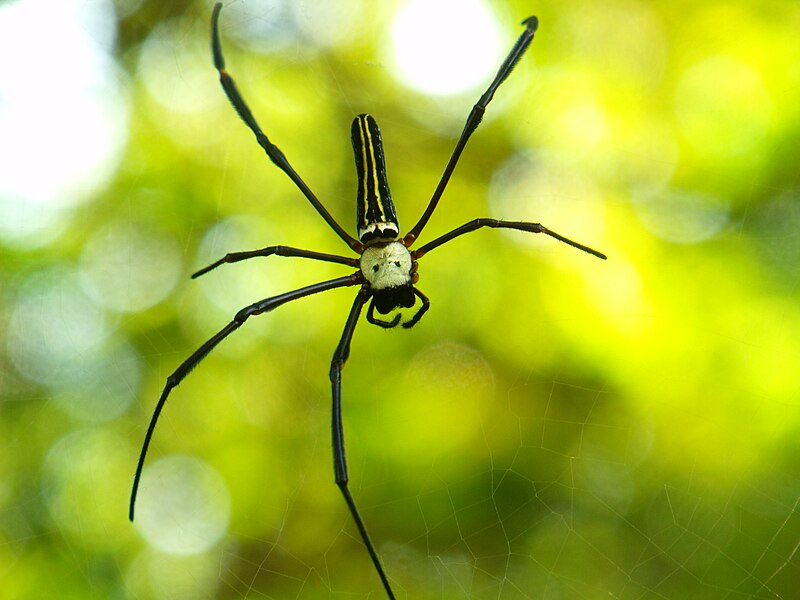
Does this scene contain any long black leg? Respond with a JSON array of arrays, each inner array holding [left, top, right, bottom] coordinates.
[[401, 288, 430, 329], [129, 272, 362, 521], [412, 218, 607, 260], [330, 287, 396, 599], [192, 245, 358, 279], [404, 16, 539, 245], [211, 3, 361, 252]]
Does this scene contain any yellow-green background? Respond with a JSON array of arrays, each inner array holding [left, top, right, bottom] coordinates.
[[2, 0, 799, 598]]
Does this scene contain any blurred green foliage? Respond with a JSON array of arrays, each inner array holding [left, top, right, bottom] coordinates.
[[2, 0, 800, 598]]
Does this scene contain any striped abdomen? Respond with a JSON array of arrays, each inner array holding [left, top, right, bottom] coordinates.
[[351, 114, 399, 244]]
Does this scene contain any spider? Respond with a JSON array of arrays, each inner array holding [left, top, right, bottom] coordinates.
[[130, 3, 606, 598]]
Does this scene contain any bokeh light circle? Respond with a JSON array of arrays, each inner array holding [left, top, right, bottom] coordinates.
[[134, 455, 231, 556], [79, 223, 183, 313], [389, 0, 503, 96], [52, 341, 141, 423], [8, 270, 108, 386], [0, 0, 129, 249], [633, 187, 730, 244]]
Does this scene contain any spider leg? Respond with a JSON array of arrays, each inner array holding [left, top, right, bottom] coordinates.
[[404, 16, 539, 245], [211, 3, 360, 252], [366, 297, 403, 329], [412, 218, 607, 260], [330, 287, 396, 599], [192, 245, 358, 279], [401, 288, 430, 329], [129, 272, 361, 521]]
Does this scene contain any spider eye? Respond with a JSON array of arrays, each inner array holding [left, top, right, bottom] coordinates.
[[394, 261, 401, 267], [372, 264, 380, 272]]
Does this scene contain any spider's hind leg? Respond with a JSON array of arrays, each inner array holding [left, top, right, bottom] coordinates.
[[330, 287, 397, 598]]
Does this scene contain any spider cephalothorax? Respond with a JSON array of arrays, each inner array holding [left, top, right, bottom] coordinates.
[[359, 238, 422, 327], [130, 5, 605, 600]]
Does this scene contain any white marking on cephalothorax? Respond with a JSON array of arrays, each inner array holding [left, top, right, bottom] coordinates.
[[360, 242, 413, 290]]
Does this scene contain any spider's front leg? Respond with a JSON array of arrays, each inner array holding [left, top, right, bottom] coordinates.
[[329, 286, 396, 599], [412, 218, 607, 260], [211, 2, 360, 251], [403, 16, 540, 244]]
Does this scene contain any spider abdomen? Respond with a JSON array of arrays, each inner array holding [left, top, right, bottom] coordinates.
[[352, 114, 399, 244]]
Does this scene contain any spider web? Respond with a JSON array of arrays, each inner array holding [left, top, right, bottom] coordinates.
[[203, 354, 800, 600]]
